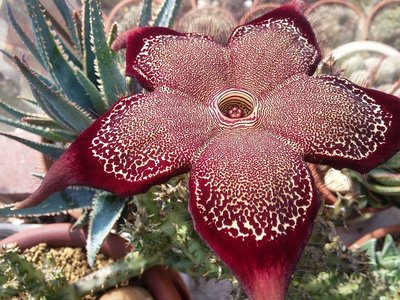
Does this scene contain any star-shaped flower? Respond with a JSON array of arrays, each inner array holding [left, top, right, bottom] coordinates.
[[16, 1, 400, 299]]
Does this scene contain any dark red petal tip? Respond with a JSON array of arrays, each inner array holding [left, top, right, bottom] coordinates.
[[113, 27, 183, 91], [189, 131, 321, 299], [321, 79, 400, 173], [227, 0, 321, 97], [259, 75, 400, 174], [111, 30, 130, 51], [244, 0, 316, 49], [114, 26, 227, 101]]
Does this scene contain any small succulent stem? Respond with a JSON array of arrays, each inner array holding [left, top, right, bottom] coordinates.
[[63, 252, 160, 298], [181, 247, 197, 264], [42, 6, 74, 47]]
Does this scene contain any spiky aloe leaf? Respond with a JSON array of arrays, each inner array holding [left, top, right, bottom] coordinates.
[[108, 23, 119, 48], [73, 10, 84, 55], [0, 188, 94, 217], [75, 69, 108, 114], [82, 0, 97, 85], [5, 3, 45, 67], [0, 132, 64, 160], [0, 51, 57, 107], [18, 97, 38, 106], [153, 0, 182, 28], [54, 0, 81, 53], [24, 0, 93, 111], [14, 56, 94, 133], [0, 133, 65, 160], [0, 100, 39, 120], [87, 192, 127, 266], [88, 0, 127, 106], [71, 209, 90, 230], [40, 4, 82, 69], [140, 0, 153, 27], [0, 116, 73, 142], [23, 116, 64, 130]]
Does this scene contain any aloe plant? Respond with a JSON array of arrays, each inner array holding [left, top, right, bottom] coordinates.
[[0, 0, 182, 265]]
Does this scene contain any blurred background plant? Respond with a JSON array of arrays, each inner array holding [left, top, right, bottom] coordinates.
[[0, 0, 399, 299]]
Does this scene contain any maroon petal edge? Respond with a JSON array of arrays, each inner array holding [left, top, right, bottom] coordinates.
[[229, 0, 321, 76], [189, 131, 321, 299], [259, 74, 400, 174], [306, 77, 400, 173], [112, 26, 228, 102], [226, 0, 321, 97], [15, 90, 214, 209], [112, 27, 183, 91]]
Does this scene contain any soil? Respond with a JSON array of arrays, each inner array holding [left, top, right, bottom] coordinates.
[[21, 244, 116, 300]]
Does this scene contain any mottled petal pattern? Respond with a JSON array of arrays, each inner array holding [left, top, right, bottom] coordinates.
[[227, 1, 320, 96], [15, 2, 400, 299], [112, 27, 228, 101], [189, 130, 320, 298], [16, 89, 216, 209], [260, 74, 400, 173]]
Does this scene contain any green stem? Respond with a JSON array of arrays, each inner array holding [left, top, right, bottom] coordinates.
[[58, 252, 161, 299], [181, 247, 197, 264]]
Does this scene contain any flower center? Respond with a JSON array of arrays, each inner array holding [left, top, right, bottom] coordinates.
[[218, 90, 254, 119], [210, 88, 259, 128]]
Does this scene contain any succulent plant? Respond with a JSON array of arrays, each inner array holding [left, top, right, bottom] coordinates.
[[0, 0, 182, 265], [2, 1, 400, 299], [345, 152, 400, 209], [6, 0, 400, 298]]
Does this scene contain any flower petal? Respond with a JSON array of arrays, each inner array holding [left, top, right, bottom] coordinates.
[[112, 27, 228, 101], [260, 74, 400, 173], [227, 1, 321, 96], [189, 130, 320, 299], [16, 89, 215, 209]]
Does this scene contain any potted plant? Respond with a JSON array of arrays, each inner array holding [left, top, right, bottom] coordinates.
[[1, 1, 400, 299]]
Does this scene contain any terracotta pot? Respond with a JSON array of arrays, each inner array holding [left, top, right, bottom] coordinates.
[[349, 224, 400, 249], [0, 223, 192, 300], [0, 222, 133, 258], [142, 266, 191, 300]]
